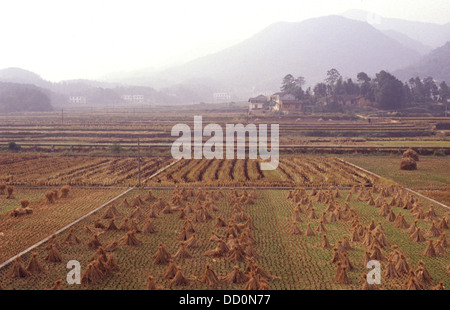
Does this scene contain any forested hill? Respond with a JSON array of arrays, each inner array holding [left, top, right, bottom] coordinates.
[[0, 82, 53, 113]]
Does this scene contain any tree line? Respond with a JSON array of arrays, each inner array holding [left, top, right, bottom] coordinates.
[[280, 69, 449, 110]]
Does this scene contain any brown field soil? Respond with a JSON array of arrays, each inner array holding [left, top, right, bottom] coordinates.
[[0, 154, 173, 186], [0, 188, 125, 264], [0, 187, 447, 290]]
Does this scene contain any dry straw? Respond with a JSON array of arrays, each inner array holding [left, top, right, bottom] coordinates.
[[153, 243, 172, 265], [48, 279, 64, 290], [169, 267, 190, 287], [123, 230, 142, 246], [402, 148, 419, 161], [26, 252, 44, 274], [360, 273, 378, 290], [60, 185, 71, 198], [6, 186, 15, 199], [142, 218, 157, 233], [147, 275, 162, 290], [106, 218, 119, 231], [201, 264, 220, 287], [45, 244, 62, 263], [222, 265, 249, 284], [8, 258, 30, 278], [87, 235, 102, 250], [400, 157, 417, 171], [163, 260, 178, 280]]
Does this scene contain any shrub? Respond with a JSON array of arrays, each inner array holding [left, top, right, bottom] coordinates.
[[110, 143, 121, 154], [8, 142, 21, 151]]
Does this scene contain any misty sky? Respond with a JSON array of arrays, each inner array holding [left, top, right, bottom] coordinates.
[[1, 0, 449, 81]]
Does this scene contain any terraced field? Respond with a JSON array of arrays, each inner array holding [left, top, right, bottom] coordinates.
[[0, 110, 445, 146], [0, 110, 447, 291]]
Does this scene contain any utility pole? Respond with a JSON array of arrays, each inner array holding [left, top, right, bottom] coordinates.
[[61, 108, 64, 126], [138, 138, 141, 187]]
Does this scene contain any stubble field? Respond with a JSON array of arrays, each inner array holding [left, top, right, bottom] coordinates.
[[0, 185, 448, 290]]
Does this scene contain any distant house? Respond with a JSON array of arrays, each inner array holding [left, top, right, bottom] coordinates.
[[248, 95, 268, 111], [68, 96, 86, 104], [271, 92, 303, 111], [213, 92, 231, 102], [122, 95, 144, 104]]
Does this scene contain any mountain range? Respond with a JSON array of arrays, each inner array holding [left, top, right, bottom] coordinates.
[[1, 12, 449, 105], [342, 9, 450, 48], [141, 16, 422, 96], [394, 41, 450, 82], [103, 14, 449, 99]]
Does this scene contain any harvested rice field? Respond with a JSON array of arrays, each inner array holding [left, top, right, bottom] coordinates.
[[0, 114, 448, 291], [0, 186, 448, 290], [343, 155, 450, 205], [0, 154, 173, 186], [0, 154, 386, 188], [0, 187, 125, 264], [343, 155, 450, 189], [148, 156, 384, 188]]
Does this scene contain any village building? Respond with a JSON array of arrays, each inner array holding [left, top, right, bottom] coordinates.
[[213, 92, 231, 102], [271, 92, 304, 111], [121, 95, 145, 104], [68, 96, 87, 104], [248, 95, 268, 111]]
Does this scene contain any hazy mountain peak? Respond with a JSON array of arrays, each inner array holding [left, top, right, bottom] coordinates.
[[0, 67, 47, 85], [139, 15, 421, 100], [342, 9, 450, 48], [381, 29, 432, 55], [342, 9, 443, 26]]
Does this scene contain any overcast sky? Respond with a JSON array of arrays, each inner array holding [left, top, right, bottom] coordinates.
[[1, 0, 449, 81]]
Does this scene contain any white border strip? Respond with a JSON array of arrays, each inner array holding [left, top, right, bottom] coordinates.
[[337, 158, 385, 180], [404, 188, 450, 210]]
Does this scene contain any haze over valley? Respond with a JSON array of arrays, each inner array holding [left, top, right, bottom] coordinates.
[[1, 3, 449, 109]]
